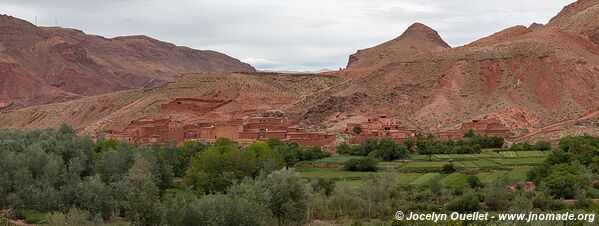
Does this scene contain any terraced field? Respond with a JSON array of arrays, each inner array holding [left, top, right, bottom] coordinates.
[[296, 150, 550, 188]]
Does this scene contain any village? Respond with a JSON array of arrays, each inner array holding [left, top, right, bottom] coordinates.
[[105, 98, 511, 147]]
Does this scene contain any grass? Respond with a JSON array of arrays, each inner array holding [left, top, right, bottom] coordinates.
[[441, 173, 469, 187], [505, 168, 531, 182], [492, 158, 546, 166], [296, 167, 371, 180], [409, 173, 441, 186], [515, 151, 546, 158], [378, 161, 406, 169], [472, 160, 502, 168], [403, 161, 448, 170], [459, 161, 479, 168], [477, 171, 509, 184], [307, 156, 365, 164], [396, 173, 424, 185]]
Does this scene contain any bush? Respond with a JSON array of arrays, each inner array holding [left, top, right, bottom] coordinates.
[[344, 157, 378, 172], [441, 163, 456, 174], [337, 142, 352, 155], [446, 189, 480, 212], [467, 176, 483, 188]]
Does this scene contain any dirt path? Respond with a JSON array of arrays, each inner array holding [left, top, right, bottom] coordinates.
[[516, 109, 599, 141]]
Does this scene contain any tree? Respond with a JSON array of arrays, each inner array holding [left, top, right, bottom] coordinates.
[[441, 163, 456, 174], [246, 141, 285, 175], [447, 188, 480, 212], [464, 129, 475, 138], [467, 176, 483, 188], [429, 176, 444, 203], [184, 146, 257, 194], [126, 153, 163, 226], [263, 169, 311, 225], [484, 176, 510, 211], [511, 191, 533, 212], [541, 164, 586, 199], [344, 157, 378, 172], [336, 142, 352, 155], [59, 123, 75, 135], [369, 138, 409, 161], [353, 125, 362, 135]]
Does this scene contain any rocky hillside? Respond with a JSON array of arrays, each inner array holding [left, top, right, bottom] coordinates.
[[0, 0, 597, 141], [320, 0, 599, 136], [0, 15, 255, 109], [344, 23, 450, 77]]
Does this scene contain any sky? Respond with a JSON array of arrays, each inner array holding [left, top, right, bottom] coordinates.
[[1, 0, 576, 71]]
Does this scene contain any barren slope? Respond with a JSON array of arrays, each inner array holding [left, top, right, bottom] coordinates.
[[0, 72, 346, 135], [0, 14, 255, 109]]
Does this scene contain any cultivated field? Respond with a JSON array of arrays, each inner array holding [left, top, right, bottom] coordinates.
[[297, 150, 550, 188]]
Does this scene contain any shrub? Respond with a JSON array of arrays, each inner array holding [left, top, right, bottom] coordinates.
[[441, 163, 456, 174], [534, 140, 552, 151], [353, 125, 362, 135], [337, 142, 352, 155], [446, 189, 480, 212], [467, 176, 483, 188], [344, 157, 378, 172]]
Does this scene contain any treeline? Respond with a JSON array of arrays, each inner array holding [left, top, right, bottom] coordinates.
[[0, 125, 328, 225], [509, 140, 552, 151], [338, 134, 504, 158], [411, 135, 504, 155]]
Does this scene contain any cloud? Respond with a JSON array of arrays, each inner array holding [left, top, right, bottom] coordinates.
[[0, 0, 576, 71]]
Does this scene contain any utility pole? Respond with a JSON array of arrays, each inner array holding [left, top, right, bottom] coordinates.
[[35, 16, 37, 26]]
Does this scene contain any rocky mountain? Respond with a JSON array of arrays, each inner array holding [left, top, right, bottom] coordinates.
[[0, 14, 255, 109], [323, 0, 599, 136], [0, 0, 597, 142], [344, 23, 450, 77]]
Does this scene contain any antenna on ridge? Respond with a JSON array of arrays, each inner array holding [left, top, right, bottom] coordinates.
[[35, 16, 37, 26], [55, 18, 57, 26]]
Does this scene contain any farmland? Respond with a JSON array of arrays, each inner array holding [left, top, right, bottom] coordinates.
[[297, 150, 549, 188]]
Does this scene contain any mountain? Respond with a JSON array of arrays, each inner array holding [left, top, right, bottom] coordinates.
[[0, 0, 597, 142], [323, 0, 599, 137], [0, 14, 255, 109], [343, 23, 450, 77]]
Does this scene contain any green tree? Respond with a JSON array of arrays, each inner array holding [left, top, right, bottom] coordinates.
[[344, 157, 378, 172], [336, 142, 352, 155], [541, 164, 586, 199], [263, 169, 310, 225], [464, 129, 475, 138], [126, 153, 163, 226], [370, 138, 409, 161], [353, 125, 362, 135], [484, 176, 510, 211], [467, 176, 483, 188]]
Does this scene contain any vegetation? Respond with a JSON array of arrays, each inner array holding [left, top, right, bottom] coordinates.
[[337, 138, 408, 161], [1, 125, 597, 225], [343, 157, 379, 172]]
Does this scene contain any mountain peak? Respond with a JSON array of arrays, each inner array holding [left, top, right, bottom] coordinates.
[[398, 22, 450, 48]]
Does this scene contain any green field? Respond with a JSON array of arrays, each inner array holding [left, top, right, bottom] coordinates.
[[297, 151, 545, 188], [492, 158, 546, 166], [305, 155, 365, 164]]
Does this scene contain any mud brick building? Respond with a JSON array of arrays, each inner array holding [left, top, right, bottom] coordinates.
[[437, 118, 510, 141], [106, 117, 336, 147], [346, 116, 417, 144]]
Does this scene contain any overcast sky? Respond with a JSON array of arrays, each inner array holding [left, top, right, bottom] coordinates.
[[1, 0, 575, 71]]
